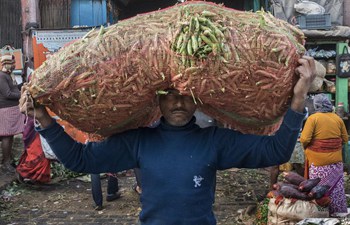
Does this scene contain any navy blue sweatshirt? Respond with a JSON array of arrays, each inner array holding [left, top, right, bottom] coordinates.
[[38, 108, 305, 224]]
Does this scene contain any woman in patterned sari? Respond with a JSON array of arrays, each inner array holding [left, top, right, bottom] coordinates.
[[300, 93, 348, 216]]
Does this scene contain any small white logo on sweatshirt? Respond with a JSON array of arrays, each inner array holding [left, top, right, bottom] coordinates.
[[193, 175, 204, 187]]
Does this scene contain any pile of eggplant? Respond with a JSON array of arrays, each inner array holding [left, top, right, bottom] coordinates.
[[267, 171, 331, 206]]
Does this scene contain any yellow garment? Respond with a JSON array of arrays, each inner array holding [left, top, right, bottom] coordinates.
[[300, 112, 348, 167], [279, 162, 293, 171]]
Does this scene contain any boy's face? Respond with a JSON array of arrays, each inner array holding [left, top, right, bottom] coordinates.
[[158, 89, 197, 126]]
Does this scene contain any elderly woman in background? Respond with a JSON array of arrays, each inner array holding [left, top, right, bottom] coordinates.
[[0, 54, 25, 173], [300, 93, 348, 216]]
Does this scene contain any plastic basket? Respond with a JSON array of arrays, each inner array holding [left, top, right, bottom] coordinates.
[[296, 14, 332, 30]]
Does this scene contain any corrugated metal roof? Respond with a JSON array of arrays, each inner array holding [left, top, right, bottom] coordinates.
[[0, 0, 22, 48]]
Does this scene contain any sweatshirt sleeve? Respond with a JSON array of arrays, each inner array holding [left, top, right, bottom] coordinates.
[[215, 107, 306, 169], [0, 74, 20, 99], [37, 120, 138, 174]]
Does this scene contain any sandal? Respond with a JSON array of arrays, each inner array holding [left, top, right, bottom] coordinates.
[[106, 192, 121, 202], [15, 172, 36, 185], [132, 183, 142, 195], [94, 205, 103, 211]]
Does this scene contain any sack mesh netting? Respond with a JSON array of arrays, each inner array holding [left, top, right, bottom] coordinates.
[[28, 1, 305, 136]]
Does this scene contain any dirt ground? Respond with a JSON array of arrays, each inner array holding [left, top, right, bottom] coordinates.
[[0, 167, 272, 224], [1, 166, 350, 224], [1, 172, 142, 218], [1, 137, 350, 224]]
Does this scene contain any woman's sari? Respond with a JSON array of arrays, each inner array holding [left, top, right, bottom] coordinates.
[[16, 116, 51, 183]]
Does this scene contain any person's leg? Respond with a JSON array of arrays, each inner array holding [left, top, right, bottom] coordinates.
[[90, 174, 103, 210], [1, 135, 14, 165], [133, 168, 142, 194], [134, 168, 141, 187], [1, 135, 15, 174], [106, 175, 121, 201], [107, 175, 119, 194], [269, 165, 280, 190]]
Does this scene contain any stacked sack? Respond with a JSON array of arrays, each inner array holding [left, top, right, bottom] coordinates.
[[1, 54, 15, 73], [267, 171, 330, 225]]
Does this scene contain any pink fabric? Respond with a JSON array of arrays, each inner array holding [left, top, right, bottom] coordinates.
[[309, 162, 348, 215], [0, 105, 25, 136]]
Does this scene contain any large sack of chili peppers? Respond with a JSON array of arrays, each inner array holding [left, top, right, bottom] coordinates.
[[28, 1, 305, 137]]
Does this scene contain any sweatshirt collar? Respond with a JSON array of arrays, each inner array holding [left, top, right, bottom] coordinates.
[[159, 116, 198, 131]]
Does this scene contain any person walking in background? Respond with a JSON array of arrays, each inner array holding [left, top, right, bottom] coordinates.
[[91, 173, 121, 210], [300, 93, 349, 216], [0, 54, 25, 173]]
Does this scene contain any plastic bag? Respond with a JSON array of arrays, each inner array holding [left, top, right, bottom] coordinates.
[[268, 197, 329, 225], [296, 218, 340, 225], [336, 46, 350, 78], [294, 1, 325, 15]]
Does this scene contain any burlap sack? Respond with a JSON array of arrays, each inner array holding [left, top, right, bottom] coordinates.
[[309, 60, 326, 92], [268, 198, 329, 225]]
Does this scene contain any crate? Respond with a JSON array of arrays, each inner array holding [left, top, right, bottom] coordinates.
[[297, 14, 332, 30]]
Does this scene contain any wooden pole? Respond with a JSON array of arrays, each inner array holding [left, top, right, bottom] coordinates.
[[21, 0, 40, 77]]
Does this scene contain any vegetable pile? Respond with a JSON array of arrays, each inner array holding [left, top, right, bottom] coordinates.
[[28, 1, 305, 137], [267, 172, 331, 207]]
